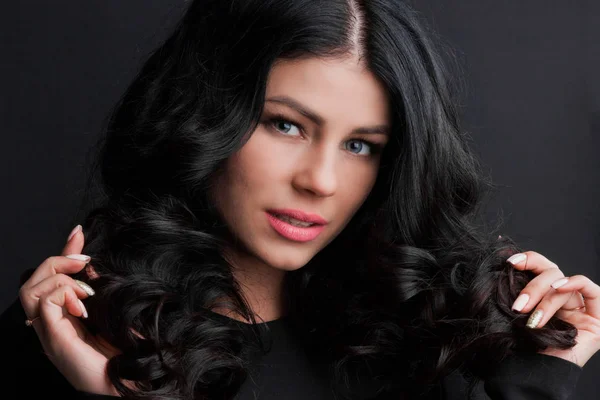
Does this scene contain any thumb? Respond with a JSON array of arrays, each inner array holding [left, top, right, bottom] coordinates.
[[62, 225, 85, 256]]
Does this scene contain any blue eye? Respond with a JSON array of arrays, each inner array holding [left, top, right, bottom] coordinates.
[[264, 114, 382, 156], [345, 140, 372, 155], [271, 119, 302, 137]]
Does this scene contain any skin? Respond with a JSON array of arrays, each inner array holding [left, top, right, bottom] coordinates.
[[17, 56, 600, 395], [211, 56, 390, 321], [507, 251, 600, 366]]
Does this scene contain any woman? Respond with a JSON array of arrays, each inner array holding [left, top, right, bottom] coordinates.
[[2, 0, 598, 398]]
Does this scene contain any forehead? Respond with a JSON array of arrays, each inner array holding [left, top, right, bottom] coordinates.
[[265, 56, 390, 126]]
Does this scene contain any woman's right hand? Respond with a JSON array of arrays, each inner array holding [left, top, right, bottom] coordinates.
[[18, 225, 120, 396]]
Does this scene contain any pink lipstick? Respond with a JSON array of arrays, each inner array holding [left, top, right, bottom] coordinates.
[[266, 209, 327, 242]]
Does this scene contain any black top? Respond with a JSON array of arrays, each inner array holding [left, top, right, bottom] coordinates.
[[1, 297, 582, 400]]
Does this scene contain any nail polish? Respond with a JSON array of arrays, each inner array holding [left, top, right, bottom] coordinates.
[[512, 293, 530, 311], [507, 253, 527, 265], [74, 279, 95, 296], [67, 225, 82, 242], [66, 254, 91, 263], [526, 310, 543, 329], [78, 299, 88, 318], [551, 278, 569, 289]]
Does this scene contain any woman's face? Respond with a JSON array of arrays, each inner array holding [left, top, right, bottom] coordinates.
[[212, 56, 390, 271]]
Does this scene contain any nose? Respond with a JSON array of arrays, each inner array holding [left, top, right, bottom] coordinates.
[[291, 145, 337, 197]]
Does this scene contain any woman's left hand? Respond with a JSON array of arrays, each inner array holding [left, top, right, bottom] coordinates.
[[507, 250, 600, 367]]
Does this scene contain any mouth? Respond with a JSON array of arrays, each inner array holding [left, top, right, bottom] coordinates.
[[266, 209, 327, 242], [272, 213, 316, 227]]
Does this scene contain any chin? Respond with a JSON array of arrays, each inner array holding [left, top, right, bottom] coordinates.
[[259, 248, 317, 272], [265, 256, 313, 272]]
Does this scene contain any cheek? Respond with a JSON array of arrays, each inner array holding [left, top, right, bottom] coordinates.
[[210, 154, 255, 221], [216, 134, 289, 205], [233, 132, 297, 188], [337, 166, 378, 218]]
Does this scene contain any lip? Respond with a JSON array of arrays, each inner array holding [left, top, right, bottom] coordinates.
[[267, 209, 328, 225], [265, 210, 327, 242]]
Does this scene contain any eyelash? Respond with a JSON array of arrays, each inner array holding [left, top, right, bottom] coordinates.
[[263, 113, 382, 156]]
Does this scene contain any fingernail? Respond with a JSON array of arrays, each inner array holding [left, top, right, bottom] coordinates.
[[507, 253, 527, 265], [512, 293, 530, 311], [67, 225, 82, 242], [526, 310, 543, 329], [551, 277, 569, 289], [74, 279, 95, 296], [78, 299, 88, 318], [66, 254, 91, 263]]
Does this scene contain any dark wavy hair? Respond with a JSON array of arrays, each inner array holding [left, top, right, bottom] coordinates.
[[71, 0, 577, 398]]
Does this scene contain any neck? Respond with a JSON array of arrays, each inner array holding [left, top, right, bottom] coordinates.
[[222, 248, 287, 324]]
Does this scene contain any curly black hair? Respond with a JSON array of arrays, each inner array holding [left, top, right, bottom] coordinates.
[[70, 0, 577, 398]]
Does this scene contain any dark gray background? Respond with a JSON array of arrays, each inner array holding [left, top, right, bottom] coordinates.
[[1, 1, 598, 397]]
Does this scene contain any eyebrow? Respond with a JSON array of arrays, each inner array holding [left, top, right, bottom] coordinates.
[[265, 95, 390, 136]]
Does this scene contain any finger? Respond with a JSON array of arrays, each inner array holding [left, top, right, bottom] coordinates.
[[21, 254, 91, 289], [555, 309, 600, 335], [511, 267, 565, 313], [38, 285, 89, 336], [85, 264, 100, 280], [60, 225, 98, 281], [525, 289, 580, 329], [20, 274, 95, 318], [551, 275, 600, 319], [61, 224, 85, 257], [506, 251, 560, 274], [562, 290, 586, 311]]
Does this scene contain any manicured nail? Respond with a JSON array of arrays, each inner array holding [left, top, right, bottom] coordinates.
[[507, 253, 527, 265], [78, 299, 88, 318], [74, 279, 95, 296], [526, 310, 543, 329], [551, 277, 569, 289], [512, 293, 530, 311], [66, 254, 91, 263], [67, 225, 82, 242]]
